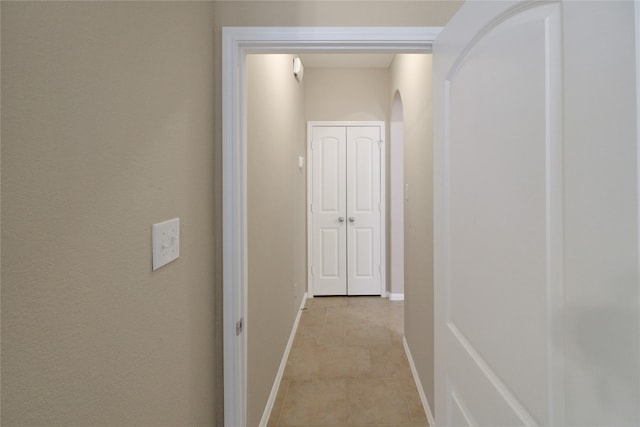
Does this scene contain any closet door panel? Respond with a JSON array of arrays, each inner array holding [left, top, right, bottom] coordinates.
[[346, 126, 382, 295], [311, 126, 347, 295]]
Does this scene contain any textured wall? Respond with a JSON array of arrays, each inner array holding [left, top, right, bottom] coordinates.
[[246, 54, 307, 427], [1, 1, 462, 426], [390, 53, 436, 412], [1, 2, 217, 425], [304, 67, 389, 122]]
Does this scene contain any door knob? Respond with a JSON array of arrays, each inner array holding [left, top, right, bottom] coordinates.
[[348, 217, 355, 222], [338, 216, 345, 223]]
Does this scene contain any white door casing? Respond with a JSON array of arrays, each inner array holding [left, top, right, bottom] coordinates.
[[434, 2, 563, 426], [308, 122, 385, 297], [223, 28, 439, 427]]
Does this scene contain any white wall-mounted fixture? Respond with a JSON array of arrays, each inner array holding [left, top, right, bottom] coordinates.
[[293, 57, 304, 82], [152, 217, 180, 270]]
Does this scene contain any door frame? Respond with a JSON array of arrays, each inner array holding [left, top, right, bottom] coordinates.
[[222, 26, 441, 427], [307, 121, 387, 298]]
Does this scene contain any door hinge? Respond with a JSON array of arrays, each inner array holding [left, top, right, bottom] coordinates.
[[379, 264, 382, 273], [310, 203, 313, 213], [311, 266, 315, 276], [236, 318, 243, 336]]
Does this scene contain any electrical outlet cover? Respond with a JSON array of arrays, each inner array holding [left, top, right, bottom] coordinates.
[[152, 218, 180, 271]]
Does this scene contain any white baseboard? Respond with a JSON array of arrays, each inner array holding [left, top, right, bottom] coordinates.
[[403, 336, 435, 427], [389, 293, 405, 301], [258, 293, 308, 427]]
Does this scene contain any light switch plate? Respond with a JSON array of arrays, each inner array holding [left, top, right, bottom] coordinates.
[[152, 217, 180, 271]]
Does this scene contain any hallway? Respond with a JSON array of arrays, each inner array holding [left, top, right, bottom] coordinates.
[[267, 297, 428, 427]]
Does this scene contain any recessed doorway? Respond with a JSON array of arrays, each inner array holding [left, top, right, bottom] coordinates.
[[222, 26, 441, 427]]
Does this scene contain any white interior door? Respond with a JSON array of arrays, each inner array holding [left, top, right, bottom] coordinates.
[[346, 126, 382, 295], [434, 1, 640, 426], [310, 123, 384, 296], [311, 126, 347, 296], [434, 2, 563, 426]]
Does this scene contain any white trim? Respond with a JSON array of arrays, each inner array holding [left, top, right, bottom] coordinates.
[[222, 26, 442, 427], [306, 121, 386, 297], [258, 293, 308, 427], [379, 123, 387, 299], [388, 293, 404, 301], [306, 122, 314, 297], [403, 336, 435, 427], [222, 27, 247, 427]]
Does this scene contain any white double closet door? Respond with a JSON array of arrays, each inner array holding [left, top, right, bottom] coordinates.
[[308, 122, 384, 296]]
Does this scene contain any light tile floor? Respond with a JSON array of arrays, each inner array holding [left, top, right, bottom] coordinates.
[[268, 296, 428, 427]]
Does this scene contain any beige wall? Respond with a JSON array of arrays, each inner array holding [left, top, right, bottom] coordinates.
[[304, 67, 389, 122], [1, 1, 461, 426], [213, 1, 463, 29], [1, 2, 218, 426], [246, 54, 306, 427], [390, 53, 436, 411]]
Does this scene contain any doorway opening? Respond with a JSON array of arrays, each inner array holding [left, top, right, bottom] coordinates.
[[222, 26, 441, 427]]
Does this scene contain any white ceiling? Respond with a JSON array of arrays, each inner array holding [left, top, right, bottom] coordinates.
[[297, 53, 395, 69]]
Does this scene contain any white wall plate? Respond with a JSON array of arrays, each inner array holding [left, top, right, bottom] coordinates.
[[152, 217, 180, 271]]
